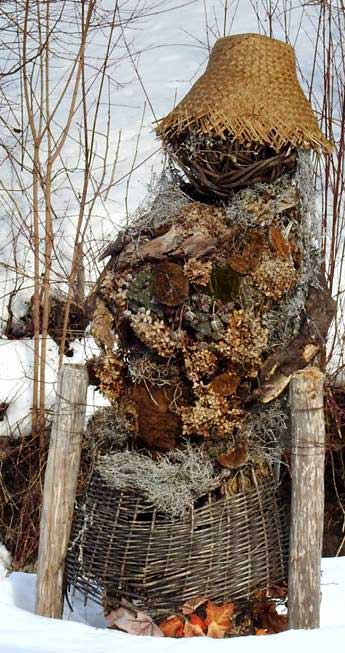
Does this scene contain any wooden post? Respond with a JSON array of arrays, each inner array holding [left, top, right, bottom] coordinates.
[[36, 363, 88, 619], [288, 367, 325, 630]]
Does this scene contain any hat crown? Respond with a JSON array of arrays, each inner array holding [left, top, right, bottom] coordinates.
[[157, 33, 331, 154]]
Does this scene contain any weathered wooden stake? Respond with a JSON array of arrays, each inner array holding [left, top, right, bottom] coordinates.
[[288, 366, 325, 630], [36, 363, 88, 619]]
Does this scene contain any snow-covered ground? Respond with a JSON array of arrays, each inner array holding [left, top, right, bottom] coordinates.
[[0, 558, 344, 653]]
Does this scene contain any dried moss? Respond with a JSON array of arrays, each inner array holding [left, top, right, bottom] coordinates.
[[98, 444, 221, 517]]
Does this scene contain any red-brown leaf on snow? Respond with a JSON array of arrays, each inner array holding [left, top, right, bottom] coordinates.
[[190, 614, 207, 633], [183, 621, 206, 637], [106, 606, 164, 636], [255, 628, 268, 636], [205, 600, 235, 633], [181, 596, 208, 615], [206, 621, 226, 639], [255, 601, 288, 634], [159, 615, 185, 638]]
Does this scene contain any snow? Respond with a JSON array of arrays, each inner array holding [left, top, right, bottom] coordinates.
[[0, 545, 11, 580], [0, 558, 345, 653], [0, 337, 59, 438], [0, 335, 108, 437]]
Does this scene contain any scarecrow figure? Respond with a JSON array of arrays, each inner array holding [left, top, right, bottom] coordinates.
[[66, 34, 335, 617]]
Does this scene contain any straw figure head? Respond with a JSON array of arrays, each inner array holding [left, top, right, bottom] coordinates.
[[157, 33, 332, 200]]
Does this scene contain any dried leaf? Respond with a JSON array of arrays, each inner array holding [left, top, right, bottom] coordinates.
[[91, 298, 114, 351], [131, 224, 182, 261], [269, 226, 291, 259], [174, 233, 220, 258], [106, 607, 163, 637], [217, 441, 249, 469], [255, 601, 288, 634], [205, 600, 235, 633], [130, 383, 180, 451], [228, 254, 253, 274], [159, 615, 185, 638], [190, 614, 207, 632], [182, 596, 208, 615], [209, 372, 240, 397], [206, 621, 226, 639], [255, 628, 268, 636], [152, 261, 189, 306], [183, 622, 205, 637]]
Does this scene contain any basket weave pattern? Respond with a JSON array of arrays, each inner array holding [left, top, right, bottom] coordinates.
[[157, 33, 332, 154], [66, 469, 288, 611], [169, 138, 297, 198]]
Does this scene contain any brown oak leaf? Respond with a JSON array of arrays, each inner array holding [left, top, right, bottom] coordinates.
[[209, 372, 240, 397], [255, 601, 288, 634], [217, 441, 249, 469], [269, 226, 291, 260], [228, 254, 253, 274]]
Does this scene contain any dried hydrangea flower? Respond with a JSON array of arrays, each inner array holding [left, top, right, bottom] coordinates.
[[178, 202, 228, 238], [130, 308, 185, 357], [216, 309, 268, 376], [179, 389, 243, 439], [183, 342, 218, 383], [251, 254, 298, 300], [100, 270, 132, 310], [184, 258, 213, 286], [97, 352, 124, 402]]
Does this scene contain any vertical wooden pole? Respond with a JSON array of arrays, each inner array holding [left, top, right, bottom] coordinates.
[[36, 363, 88, 619], [288, 367, 325, 630]]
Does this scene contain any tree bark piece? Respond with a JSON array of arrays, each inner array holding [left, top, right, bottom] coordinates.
[[256, 274, 336, 403], [35, 364, 88, 619], [288, 367, 325, 630]]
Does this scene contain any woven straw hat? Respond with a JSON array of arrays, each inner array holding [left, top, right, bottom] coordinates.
[[156, 33, 332, 154]]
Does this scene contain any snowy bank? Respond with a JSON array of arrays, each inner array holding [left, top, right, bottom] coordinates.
[[0, 558, 344, 653]]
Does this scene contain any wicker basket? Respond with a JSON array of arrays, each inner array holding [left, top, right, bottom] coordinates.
[[66, 466, 288, 612], [169, 135, 297, 199]]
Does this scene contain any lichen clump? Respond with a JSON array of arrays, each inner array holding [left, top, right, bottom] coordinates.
[[98, 445, 219, 517]]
